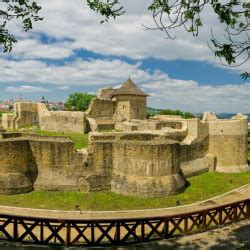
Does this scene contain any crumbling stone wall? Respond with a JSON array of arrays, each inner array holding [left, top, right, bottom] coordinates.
[[0, 139, 35, 194], [0, 135, 97, 194], [87, 132, 186, 197], [111, 137, 185, 197], [87, 98, 116, 118], [29, 138, 88, 191], [11, 102, 39, 129], [2, 102, 87, 134], [207, 114, 249, 173], [2, 113, 14, 130], [39, 110, 87, 134], [0, 112, 248, 197]]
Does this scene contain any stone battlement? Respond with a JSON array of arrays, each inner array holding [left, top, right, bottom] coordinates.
[[0, 80, 249, 198], [0, 111, 248, 197]]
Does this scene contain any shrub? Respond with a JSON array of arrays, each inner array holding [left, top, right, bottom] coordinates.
[[159, 109, 195, 119]]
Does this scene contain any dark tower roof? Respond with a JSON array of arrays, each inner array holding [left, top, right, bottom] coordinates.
[[113, 78, 148, 97]]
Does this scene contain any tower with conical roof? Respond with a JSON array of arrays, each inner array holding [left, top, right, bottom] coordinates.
[[112, 78, 148, 120]]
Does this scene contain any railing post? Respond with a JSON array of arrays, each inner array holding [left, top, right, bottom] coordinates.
[[114, 221, 120, 244], [66, 221, 71, 247], [13, 217, 18, 240], [40, 220, 44, 244], [91, 222, 95, 245], [163, 218, 169, 238], [141, 220, 145, 241], [246, 199, 250, 219], [202, 211, 207, 231], [233, 204, 238, 222], [184, 217, 188, 235]]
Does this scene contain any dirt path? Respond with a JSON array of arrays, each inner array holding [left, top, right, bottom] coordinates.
[[0, 184, 249, 220]]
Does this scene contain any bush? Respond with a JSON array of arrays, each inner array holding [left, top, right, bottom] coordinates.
[[159, 109, 195, 119], [64, 92, 96, 111]]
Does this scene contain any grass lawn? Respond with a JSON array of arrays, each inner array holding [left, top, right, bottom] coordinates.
[[34, 130, 89, 149], [0, 172, 249, 211], [0, 111, 6, 117]]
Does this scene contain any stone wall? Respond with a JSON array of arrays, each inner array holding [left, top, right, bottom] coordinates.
[[2, 113, 15, 130], [39, 110, 86, 134], [0, 112, 248, 197], [29, 138, 87, 191], [2, 102, 40, 130], [2, 103, 87, 134], [0, 117, 2, 130], [0, 139, 35, 194], [208, 114, 249, 173], [13, 102, 39, 129], [87, 132, 186, 197], [111, 138, 185, 197], [87, 98, 116, 118], [115, 95, 147, 120], [0, 134, 95, 194]]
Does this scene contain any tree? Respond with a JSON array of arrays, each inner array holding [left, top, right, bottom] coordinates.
[[159, 109, 195, 119], [0, 0, 249, 78], [87, 0, 249, 78], [64, 92, 96, 111], [0, 0, 43, 52]]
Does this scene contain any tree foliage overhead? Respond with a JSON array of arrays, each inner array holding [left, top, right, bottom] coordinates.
[[64, 92, 96, 112], [86, 0, 125, 24], [0, 0, 249, 78], [0, 0, 43, 52], [88, 0, 250, 78]]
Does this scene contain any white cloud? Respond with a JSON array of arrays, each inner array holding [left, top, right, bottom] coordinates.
[[11, 39, 74, 59], [1, 0, 247, 73], [0, 57, 163, 86], [0, 1, 249, 113], [143, 80, 250, 113], [0, 57, 249, 113], [1, 0, 231, 63], [5, 85, 50, 93], [56, 86, 70, 90]]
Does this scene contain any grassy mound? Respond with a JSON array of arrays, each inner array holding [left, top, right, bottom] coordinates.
[[0, 172, 249, 211]]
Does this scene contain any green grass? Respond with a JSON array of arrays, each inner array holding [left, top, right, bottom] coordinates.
[[0, 172, 249, 211], [34, 130, 89, 149]]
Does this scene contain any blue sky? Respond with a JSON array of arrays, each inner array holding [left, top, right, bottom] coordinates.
[[0, 0, 249, 113]]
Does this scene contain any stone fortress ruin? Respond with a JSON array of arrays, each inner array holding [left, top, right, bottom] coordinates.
[[0, 79, 249, 197]]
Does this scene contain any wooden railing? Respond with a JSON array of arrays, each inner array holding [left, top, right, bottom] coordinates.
[[0, 199, 249, 247]]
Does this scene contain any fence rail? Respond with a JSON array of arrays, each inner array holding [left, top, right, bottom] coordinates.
[[0, 199, 249, 247]]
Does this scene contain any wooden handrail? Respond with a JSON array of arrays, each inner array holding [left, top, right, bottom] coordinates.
[[0, 198, 249, 247]]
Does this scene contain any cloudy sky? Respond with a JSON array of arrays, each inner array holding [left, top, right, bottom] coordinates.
[[0, 0, 249, 113]]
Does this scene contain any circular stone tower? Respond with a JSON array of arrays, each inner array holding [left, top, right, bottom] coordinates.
[[111, 134, 185, 197]]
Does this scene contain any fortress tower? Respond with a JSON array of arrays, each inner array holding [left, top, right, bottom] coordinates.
[[111, 78, 148, 120], [97, 78, 148, 121]]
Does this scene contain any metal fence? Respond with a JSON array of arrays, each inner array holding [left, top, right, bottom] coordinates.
[[0, 199, 249, 247]]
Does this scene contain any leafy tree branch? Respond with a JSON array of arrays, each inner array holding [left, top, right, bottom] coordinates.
[[0, 0, 248, 78], [0, 0, 43, 52]]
